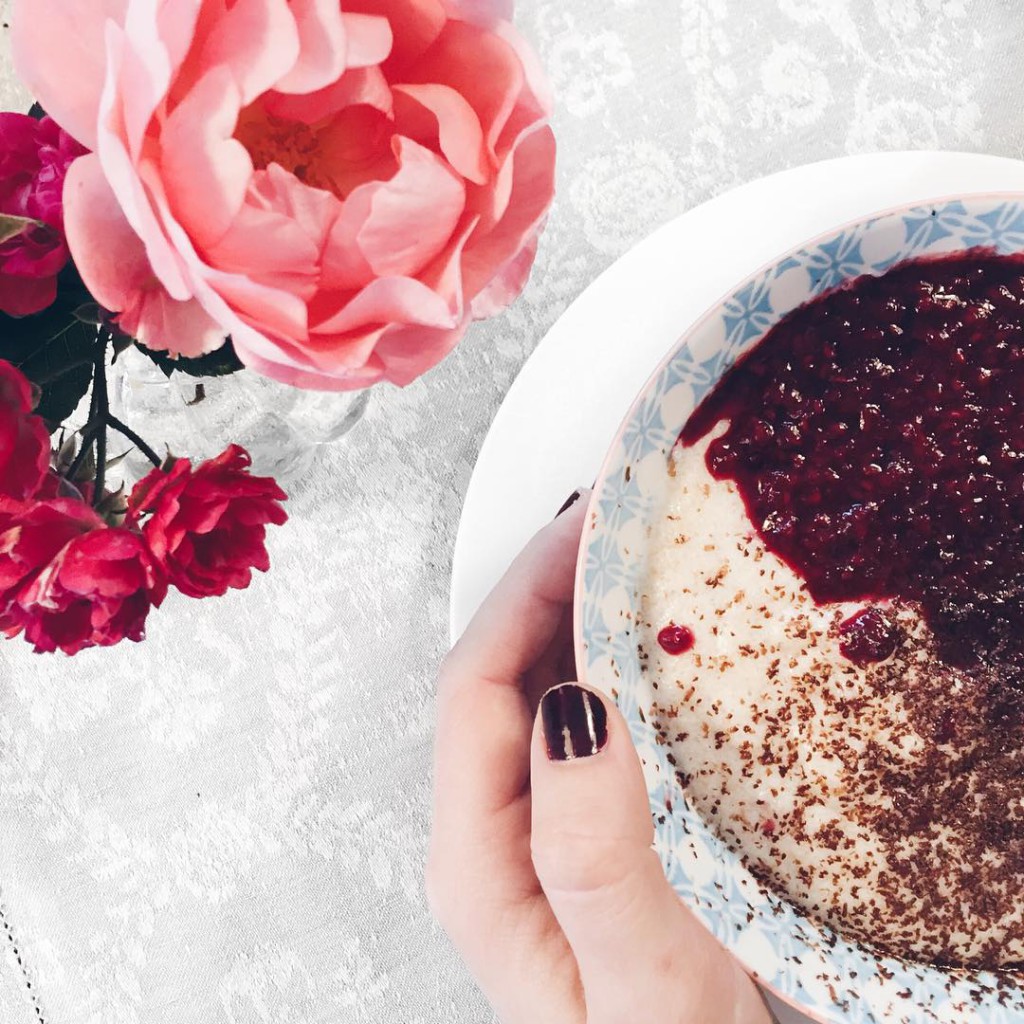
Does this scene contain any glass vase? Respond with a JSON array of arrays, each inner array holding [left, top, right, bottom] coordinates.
[[107, 345, 370, 483]]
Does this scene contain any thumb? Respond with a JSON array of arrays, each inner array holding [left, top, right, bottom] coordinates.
[[530, 683, 773, 1024]]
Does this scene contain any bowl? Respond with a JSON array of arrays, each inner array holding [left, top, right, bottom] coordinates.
[[575, 193, 1024, 1024]]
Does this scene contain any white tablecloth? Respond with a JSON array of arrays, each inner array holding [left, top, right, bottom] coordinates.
[[1, 2, 1022, 1022]]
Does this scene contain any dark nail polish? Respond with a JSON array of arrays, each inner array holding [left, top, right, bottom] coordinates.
[[555, 490, 581, 517], [541, 684, 608, 761]]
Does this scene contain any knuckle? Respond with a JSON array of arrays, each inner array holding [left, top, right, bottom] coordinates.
[[531, 828, 634, 896]]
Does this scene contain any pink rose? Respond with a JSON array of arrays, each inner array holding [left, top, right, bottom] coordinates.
[[0, 113, 87, 316], [14, 0, 555, 389]]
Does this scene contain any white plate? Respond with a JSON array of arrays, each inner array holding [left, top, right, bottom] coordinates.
[[448, 151, 1024, 1024]]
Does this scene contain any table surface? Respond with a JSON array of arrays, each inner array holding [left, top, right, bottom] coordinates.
[[1, 2, 1023, 1022]]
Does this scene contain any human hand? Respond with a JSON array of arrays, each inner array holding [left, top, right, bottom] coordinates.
[[428, 493, 774, 1024]]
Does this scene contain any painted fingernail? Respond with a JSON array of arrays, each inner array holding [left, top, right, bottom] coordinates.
[[540, 684, 608, 761], [555, 490, 582, 517]]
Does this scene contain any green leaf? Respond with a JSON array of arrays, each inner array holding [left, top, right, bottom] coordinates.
[[109, 325, 137, 361], [0, 214, 42, 246], [95, 483, 127, 524], [0, 301, 96, 431], [72, 302, 105, 326], [136, 337, 243, 379], [55, 429, 78, 472]]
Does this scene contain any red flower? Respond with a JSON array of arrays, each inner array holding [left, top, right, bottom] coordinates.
[[0, 113, 87, 316], [129, 445, 287, 599], [0, 496, 93, 601], [2, 507, 166, 654], [0, 357, 49, 499]]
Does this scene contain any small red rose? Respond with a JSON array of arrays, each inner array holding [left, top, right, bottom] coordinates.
[[0, 497, 98, 621], [129, 444, 287, 599], [0, 357, 50, 499], [6, 520, 166, 655], [0, 114, 87, 316]]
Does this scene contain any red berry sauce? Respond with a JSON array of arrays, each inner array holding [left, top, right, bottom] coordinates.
[[657, 624, 695, 655], [838, 606, 899, 667], [681, 249, 1024, 709]]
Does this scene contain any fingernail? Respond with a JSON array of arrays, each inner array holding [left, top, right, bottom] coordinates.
[[555, 489, 582, 517], [540, 684, 608, 761]]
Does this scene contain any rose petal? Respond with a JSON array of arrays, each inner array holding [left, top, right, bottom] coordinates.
[[118, 286, 228, 358], [207, 165, 335, 298], [309, 105, 399, 199], [160, 67, 252, 250], [313, 275, 457, 336], [0, 275, 58, 317], [0, 399, 49, 500], [392, 83, 488, 185], [97, 21, 193, 300], [189, 0, 300, 107], [127, 127, 316, 347], [264, 66, 393, 125], [250, 163, 341, 250], [368, 319, 468, 386], [156, 0, 205, 69], [324, 136, 464, 285], [394, 209, 477, 316], [0, 362, 35, 415], [274, 0, 347, 95], [63, 152, 222, 355], [462, 125, 554, 303], [440, 0, 513, 27], [342, 12, 394, 67], [407, 20, 522, 163], [119, 0, 198, 160], [0, 235, 70, 279], [468, 228, 537, 318], [493, 21, 553, 122], [11, 0, 128, 149], [63, 153, 155, 312], [232, 334, 385, 390], [346, 0, 446, 74], [59, 532, 146, 598], [140, 158, 309, 343], [307, 215, 479, 385], [206, 213, 320, 301]]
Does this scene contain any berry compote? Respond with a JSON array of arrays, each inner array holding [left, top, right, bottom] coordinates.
[[682, 249, 1024, 710]]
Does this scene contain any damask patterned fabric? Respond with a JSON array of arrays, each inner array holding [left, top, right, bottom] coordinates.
[[0, 2, 1022, 1022]]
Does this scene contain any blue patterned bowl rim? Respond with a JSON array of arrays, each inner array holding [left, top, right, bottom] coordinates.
[[575, 192, 1024, 1024]]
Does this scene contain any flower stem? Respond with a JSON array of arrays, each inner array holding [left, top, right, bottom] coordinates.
[[92, 340, 108, 507], [106, 414, 161, 468], [64, 423, 99, 480], [62, 332, 163, 497], [65, 351, 105, 482]]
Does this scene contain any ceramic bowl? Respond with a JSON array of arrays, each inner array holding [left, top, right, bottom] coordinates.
[[575, 194, 1024, 1024]]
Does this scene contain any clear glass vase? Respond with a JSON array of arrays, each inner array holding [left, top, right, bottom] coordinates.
[[107, 345, 370, 483]]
